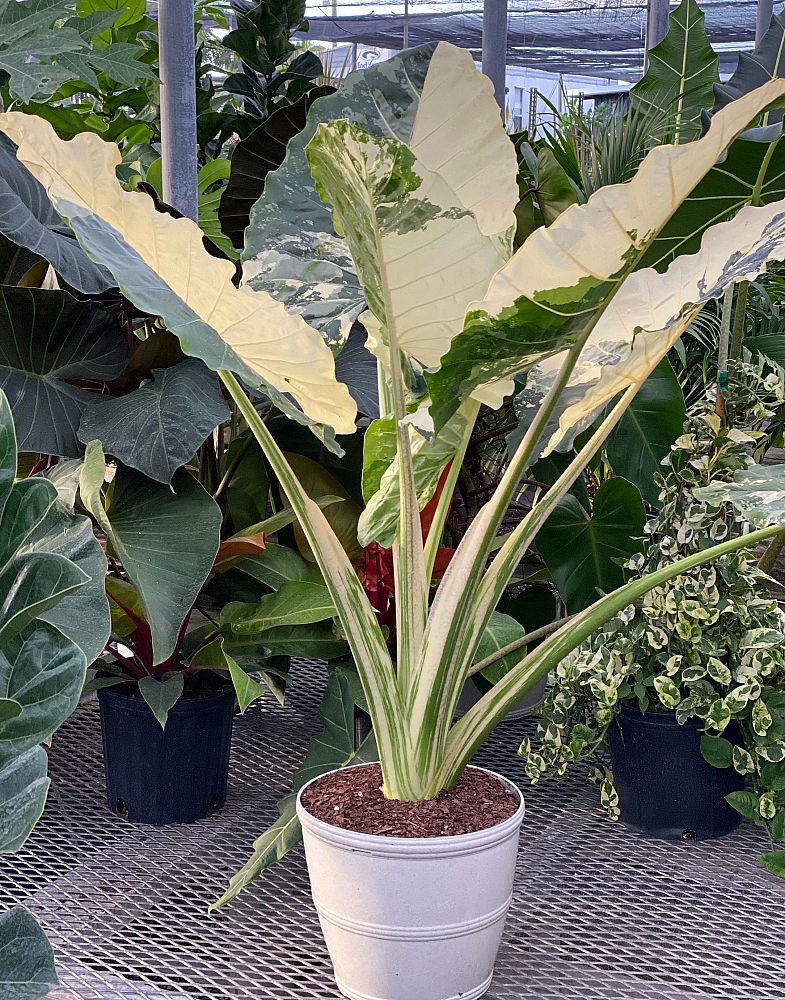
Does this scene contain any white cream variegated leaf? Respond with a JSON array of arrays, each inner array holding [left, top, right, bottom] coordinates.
[[543, 199, 785, 453], [695, 464, 785, 527], [409, 42, 518, 252], [306, 119, 507, 370], [0, 112, 357, 436], [427, 78, 785, 429]]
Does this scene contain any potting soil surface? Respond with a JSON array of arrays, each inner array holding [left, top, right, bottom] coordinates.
[[2, 660, 783, 1000]]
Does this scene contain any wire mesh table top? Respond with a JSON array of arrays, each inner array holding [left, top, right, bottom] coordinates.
[[3, 661, 784, 1000]]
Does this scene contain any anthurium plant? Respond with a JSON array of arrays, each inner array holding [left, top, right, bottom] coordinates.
[[522, 363, 785, 875], [6, 39, 785, 858]]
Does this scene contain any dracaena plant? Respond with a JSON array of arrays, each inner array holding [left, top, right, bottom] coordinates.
[[6, 42, 785, 812]]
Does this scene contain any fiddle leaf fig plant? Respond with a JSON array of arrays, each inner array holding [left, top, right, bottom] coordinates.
[[0, 388, 109, 855], [6, 41, 785, 853]]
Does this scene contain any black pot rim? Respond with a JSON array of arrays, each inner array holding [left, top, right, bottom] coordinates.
[[616, 704, 703, 729], [97, 679, 235, 717]]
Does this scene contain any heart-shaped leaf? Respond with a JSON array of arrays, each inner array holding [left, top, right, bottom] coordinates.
[[138, 673, 185, 729]]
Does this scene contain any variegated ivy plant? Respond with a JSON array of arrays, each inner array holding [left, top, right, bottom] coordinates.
[[522, 364, 785, 869], [4, 42, 785, 815]]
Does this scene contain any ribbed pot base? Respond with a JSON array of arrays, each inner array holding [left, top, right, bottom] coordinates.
[[334, 971, 494, 1000]]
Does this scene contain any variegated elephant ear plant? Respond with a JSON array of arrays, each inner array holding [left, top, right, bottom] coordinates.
[[5, 38, 785, 842]]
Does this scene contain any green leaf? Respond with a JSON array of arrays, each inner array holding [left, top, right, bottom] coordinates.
[[80, 442, 222, 664], [535, 147, 579, 225], [0, 623, 86, 755], [606, 359, 686, 504], [225, 653, 265, 713], [713, 12, 785, 112], [694, 463, 785, 527], [726, 789, 761, 822], [235, 541, 319, 590], [281, 454, 362, 565], [0, 906, 58, 1000], [76, 0, 145, 29], [0, 287, 128, 457], [760, 852, 785, 878], [537, 477, 646, 613], [0, 133, 112, 292], [771, 811, 785, 841], [210, 661, 377, 911], [0, 746, 48, 854], [78, 359, 230, 484], [0, 552, 87, 643], [629, 0, 719, 142], [138, 673, 185, 729], [700, 734, 734, 769], [474, 611, 527, 685], [225, 581, 336, 634], [227, 621, 348, 659]]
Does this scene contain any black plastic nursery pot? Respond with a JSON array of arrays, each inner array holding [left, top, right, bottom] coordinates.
[[607, 706, 744, 841], [98, 682, 235, 825]]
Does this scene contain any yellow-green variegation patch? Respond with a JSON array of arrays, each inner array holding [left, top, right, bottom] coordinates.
[[695, 463, 785, 526]]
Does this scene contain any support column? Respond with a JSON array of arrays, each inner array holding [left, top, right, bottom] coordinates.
[[159, 0, 198, 221], [646, 0, 669, 66], [482, 0, 508, 111], [757, 0, 774, 45]]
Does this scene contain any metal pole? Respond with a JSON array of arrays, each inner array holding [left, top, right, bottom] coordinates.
[[645, 0, 669, 66], [482, 0, 508, 111], [403, 0, 409, 49], [757, 0, 774, 45], [159, 0, 198, 221]]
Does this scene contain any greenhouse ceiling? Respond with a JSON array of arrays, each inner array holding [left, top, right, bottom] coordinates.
[[299, 0, 767, 80]]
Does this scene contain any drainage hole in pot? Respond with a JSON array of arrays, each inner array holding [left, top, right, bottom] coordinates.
[[115, 798, 128, 818], [208, 793, 223, 813], [681, 830, 696, 841]]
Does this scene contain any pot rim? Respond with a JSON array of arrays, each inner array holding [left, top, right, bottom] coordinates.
[[97, 679, 235, 715], [296, 763, 525, 858]]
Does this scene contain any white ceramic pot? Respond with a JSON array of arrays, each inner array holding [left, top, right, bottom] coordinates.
[[296, 764, 525, 1000]]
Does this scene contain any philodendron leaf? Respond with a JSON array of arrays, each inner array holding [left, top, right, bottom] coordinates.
[[0, 112, 357, 439], [0, 133, 112, 293], [0, 746, 48, 854], [227, 622, 348, 660], [538, 477, 646, 613], [235, 541, 321, 591], [605, 358, 686, 505], [210, 661, 377, 911], [474, 611, 528, 685], [78, 359, 231, 484], [224, 581, 336, 634], [0, 286, 128, 458], [694, 463, 785, 526], [138, 673, 185, 730], [427, 79, 785, 432], [0, 906, 58, 1000], [629, 0, 719, 142], [225, 654, 266, 713], [79, 442, 221, 664]]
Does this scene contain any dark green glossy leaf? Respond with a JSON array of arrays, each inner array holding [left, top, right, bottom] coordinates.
[[0, 906, 58, 1000], [606, 358, 686, 504], [726, 789, 761, 822], [0, 287, 128, 457], [537, 477, 646, 613], [138, 673, 185, 729], [78, 359, 230, 484], [0, 746, 48, 854], [700, 734, 734, 769]]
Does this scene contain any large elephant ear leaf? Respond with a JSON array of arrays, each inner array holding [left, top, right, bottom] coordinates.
[[0, 132, 113, 293], [0, 112, 357, 438], [0, 286, 128, 458], [78, 359, 231, 485], [694, 463, 785, 526], [426, 78, 785, 431], [713, 11, 785, 112], [79, 442, 222, 665], [628, 0, 718, 143], [0, 390, 15, 519]]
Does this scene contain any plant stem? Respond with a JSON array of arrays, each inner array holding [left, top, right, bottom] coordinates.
[[759, 529, 785, 574], [729, 280, 749, 362], [440, 523, 782, 788]]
